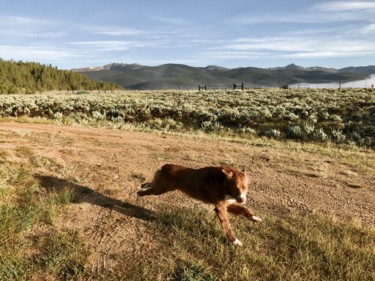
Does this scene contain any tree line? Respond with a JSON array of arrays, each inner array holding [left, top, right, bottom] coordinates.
[[0, 59, 122, 94]]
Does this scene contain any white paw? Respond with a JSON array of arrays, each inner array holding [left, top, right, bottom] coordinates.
[[141, 183, 151, 189], [251, 215, 262, 222], [232, 239, 243, 246]]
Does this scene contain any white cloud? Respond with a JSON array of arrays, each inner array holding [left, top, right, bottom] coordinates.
[[224, 38, 313, 52], [150, 16, 190, 26], [25, 31, 67, 38], [362, 23, 375, 33], [206, 35, 375, 61], [231, 10, 373, 25], [92, 27, 144, 36], [230, 1, 375, 26], [204, 50, 272, 60], [0, 15, 49, 26], [312, 1, 375, 11], [0, 45, 76, 62], [0, 15, 65, 39], [68, 40, 150, 51], [0, 30, 67, 38]]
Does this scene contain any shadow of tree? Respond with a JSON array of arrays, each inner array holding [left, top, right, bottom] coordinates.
[[36, 175, 154, 221]]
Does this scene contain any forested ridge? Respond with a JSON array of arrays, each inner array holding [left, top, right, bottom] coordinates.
[[0, 59, 122, 94]]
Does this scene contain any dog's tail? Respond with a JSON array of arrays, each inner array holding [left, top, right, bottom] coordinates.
[[141, 182, 152, 189]]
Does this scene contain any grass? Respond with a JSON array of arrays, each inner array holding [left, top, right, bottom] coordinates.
[[7, 155, 375, 281], [0, 145, 373, 280], [0, 116, 55, 125], [14, 146, 64, 173], [1, 88, 374, 148], [117, 207, 374, 281], [0, 161, 88, 280], [0, 99, 374, 280]]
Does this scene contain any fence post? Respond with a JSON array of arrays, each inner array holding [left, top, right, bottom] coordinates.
[[241, 82, 244, 90], [198, 85, 207, 91]]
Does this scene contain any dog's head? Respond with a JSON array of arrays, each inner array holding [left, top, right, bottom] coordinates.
[[222, 167, 249, 204]]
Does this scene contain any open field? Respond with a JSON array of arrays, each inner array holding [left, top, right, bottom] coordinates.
[[0, 88, 374, 148], [0, 121, 374, 280]]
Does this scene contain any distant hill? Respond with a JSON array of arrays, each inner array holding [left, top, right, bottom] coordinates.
[[338, 65, 375, 75], [74, 63, 375, 90]]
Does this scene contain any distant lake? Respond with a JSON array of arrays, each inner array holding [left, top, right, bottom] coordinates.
[[290, 74, 375, 89]]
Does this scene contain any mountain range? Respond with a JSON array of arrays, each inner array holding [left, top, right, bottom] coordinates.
[[73, 63, 375, 90]]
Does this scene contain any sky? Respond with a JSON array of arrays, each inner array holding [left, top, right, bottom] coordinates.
[[0, 0, 374, 69]]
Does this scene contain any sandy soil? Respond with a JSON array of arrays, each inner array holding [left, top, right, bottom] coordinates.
[[0, 122, 374, 272]]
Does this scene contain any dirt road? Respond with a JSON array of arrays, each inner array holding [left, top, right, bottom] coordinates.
[[0, 122, 373, 271]]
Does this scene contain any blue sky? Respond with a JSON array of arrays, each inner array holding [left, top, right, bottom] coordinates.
[[0, 0, 374, 69]]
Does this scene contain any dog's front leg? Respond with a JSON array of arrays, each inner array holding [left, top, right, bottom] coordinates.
[[215, 202, 242, 246], [227, 204, 262, 222]]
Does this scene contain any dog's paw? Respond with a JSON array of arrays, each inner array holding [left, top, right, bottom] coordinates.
[[232, 239, 243, 246], [251, 215, 262, 222], [136, 190, 144, 197], [141, 182, 151, 189]]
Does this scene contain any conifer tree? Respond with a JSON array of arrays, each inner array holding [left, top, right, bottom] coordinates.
[[0, 59, 122, 94]]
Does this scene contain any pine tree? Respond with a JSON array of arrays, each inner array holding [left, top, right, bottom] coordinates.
[[0, 59, 122, 94]]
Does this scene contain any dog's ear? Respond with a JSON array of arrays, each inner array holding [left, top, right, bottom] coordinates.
[[222, 168, 233, 180]]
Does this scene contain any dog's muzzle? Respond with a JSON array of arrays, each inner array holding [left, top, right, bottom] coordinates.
[[237, 195, 246, 204]]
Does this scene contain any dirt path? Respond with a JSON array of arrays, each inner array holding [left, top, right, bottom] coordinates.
[[0, 122, 374, 271]]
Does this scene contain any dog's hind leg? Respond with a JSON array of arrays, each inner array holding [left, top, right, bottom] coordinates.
[[227, 204, 262, 222], [137, 181, 174, 197], [137, 186, 169, 197]]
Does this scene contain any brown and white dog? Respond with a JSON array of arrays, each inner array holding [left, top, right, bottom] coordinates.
[[137, 164, 262, 246]]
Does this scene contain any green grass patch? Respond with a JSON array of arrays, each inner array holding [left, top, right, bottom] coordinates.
[[119, 207, 375, 281], [30, 231, 88, 280], [0, 161, 88, 280]]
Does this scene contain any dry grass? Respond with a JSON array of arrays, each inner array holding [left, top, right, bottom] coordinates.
[[1, 88, 374, 148], [2, 148, 373, 280], [105, 207, 375, 281], [0, 120, 374, 280]]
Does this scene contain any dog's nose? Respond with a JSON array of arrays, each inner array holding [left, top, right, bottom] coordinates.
[[237, 196, 246, 204]]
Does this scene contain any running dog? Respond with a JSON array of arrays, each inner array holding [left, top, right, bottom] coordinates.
[[137, 164, 262, 246]]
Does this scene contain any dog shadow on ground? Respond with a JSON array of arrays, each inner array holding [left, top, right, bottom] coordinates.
[[36, 174, 155, 221]]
